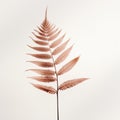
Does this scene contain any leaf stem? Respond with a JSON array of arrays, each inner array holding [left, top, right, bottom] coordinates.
[[52, 55, 60, 120], [56, 75, 59, 120], [45, 11, 60, 119], [47, 36, 60, 120], [51, 53, 60, 120]]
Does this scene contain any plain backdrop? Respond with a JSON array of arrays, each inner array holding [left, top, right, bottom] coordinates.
[[0, 0, 120, 120]]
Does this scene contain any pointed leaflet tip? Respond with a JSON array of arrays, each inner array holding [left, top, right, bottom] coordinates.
[[45, 7, 48, 20]]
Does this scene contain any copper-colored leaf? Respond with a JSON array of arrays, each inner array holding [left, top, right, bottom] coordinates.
[[29, 76, 56, 82], [41, 25, 49, 32], [32, 84, 56, 94], [32, 32, 48, 40], [42, 21, 50, 28], [37, 26, 47, 34], [58, 56, 80, 75], [27, 45, 49, 52], [59, 78, 88, 90], [34, 29, 46, 37], [50, 34, 65, 48], [48, 30, 61, 41], [40, 20, 50, 30], [52, 39, 70, 55], [27, 69, 55, 75], [55, 45, 73, 65], [47, 27, 59, 37], [30, 37, 48, 45], [27, 9, 88, 95], [27, 61, 53, 67], [41, 18, 50, 29], [37, 22, 54, 34], [27, 53, 51, 59], [33, 40, 48, 46], [41, 23, 54, 33], [40, 24, 55, 34]]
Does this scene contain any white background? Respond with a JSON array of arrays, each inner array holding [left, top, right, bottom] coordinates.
[[0, 0, 120, 120]]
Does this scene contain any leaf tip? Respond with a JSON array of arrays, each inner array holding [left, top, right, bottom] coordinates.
[[45, 7, 48, 21]]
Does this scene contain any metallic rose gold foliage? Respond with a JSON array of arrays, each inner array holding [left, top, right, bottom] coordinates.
[[27, 9, 88, 94], [59, 78, 89, 90], [48, 28, 59, 37], [27, 69, 55, 75], [27, 61, 54, 67], [50, 34, 65, 48], [30, 37, 48, 45], [32, 84, 56, 94], [58, 56, 80, 75], [48, 30, 61, 41], [29, 76, 56, 82], [27, 45, 49, 52], [32, 32, 48, 40], [27, 53, 51, 59], [52, 39, 70, 55], [55, 45, 73, 64]]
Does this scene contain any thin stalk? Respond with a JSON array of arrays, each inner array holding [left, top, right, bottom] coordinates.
[[52, 56, 60, 120], [45, 10, 60, 120], [56, 76, 59, 120], [51, 53, 60, 120], [47, 36, 60, 120]]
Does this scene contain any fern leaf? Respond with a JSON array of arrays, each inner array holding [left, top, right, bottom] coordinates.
[[30, 37, 48, 45], [29, 76, 56, 82], [52, 39, 70, 55], [59, 78, 88, 90], [33, 29, 46, 36], [32, 32, 48, 40], [55, 45, 73, 65], [26, 69, 55, 75], [27, 9, 88, 94], [47, 27, 59, 36], [58, 56, 80, 75], [32, 84, 56, 94], [50, 34, 65, 48], [37, 26, 47, 34], [27, 61, 54, 67], [27, 45, 49, 52], [27, 53, 51, 59], [49, 30, 61, 41]]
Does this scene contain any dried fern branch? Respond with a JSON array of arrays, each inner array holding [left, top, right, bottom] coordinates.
[[27, 8, 89, 120]]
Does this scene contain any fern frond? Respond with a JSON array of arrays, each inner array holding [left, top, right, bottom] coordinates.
[[26, 8, 89, 120], [27, 9, 88, 94]]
